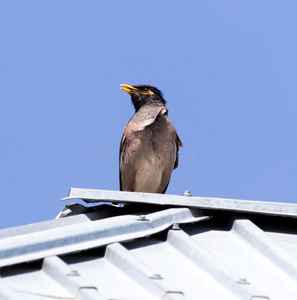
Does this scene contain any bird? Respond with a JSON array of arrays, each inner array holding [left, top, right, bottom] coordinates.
[[119, 84, 182, 194]]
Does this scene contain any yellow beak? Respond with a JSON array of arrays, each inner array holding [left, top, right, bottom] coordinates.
[[120, 84, 138, 95]]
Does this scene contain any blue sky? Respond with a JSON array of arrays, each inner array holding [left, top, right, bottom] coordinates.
[[1, 1, 297, 229]]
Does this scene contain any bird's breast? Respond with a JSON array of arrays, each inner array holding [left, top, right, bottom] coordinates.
[[134, 152, 163, 193]]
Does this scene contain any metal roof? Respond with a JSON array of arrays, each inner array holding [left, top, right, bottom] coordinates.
[[1, 188, 297, 300], [63, 188, 297, 217]]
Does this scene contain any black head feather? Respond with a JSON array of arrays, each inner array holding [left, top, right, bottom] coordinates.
[[129, 84, 166, 112]]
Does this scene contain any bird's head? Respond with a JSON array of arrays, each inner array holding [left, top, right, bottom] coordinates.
[[120, 84, 166, 112]]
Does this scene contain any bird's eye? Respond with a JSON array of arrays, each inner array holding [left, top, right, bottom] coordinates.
[[142, 88, 151, 94]]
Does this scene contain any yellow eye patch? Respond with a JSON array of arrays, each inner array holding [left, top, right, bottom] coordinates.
[[142, 89, 154, 95]]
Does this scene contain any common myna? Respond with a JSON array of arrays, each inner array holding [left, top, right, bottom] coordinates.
[[119, 84, 182, 193]]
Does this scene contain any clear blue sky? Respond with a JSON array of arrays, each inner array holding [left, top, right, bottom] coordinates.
[[1, 1, 297, 229]]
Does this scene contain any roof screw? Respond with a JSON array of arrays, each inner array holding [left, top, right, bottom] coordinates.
[[172, 223, 180, 230], [150, 273, 163, 280], [137, 215, 150, 221], [67, 270, 79, 276], [183, 190, 192, 197], [236, 278, 250, 285]]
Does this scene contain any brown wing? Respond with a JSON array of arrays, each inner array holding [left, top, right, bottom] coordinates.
[[158, 115, 183, 193], [174, 133, 183, 169]]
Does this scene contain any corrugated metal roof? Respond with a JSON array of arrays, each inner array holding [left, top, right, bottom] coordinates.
[[0, 207, 207, 268], [1, 188, 297, 300], [63, 188, 297, 217]]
